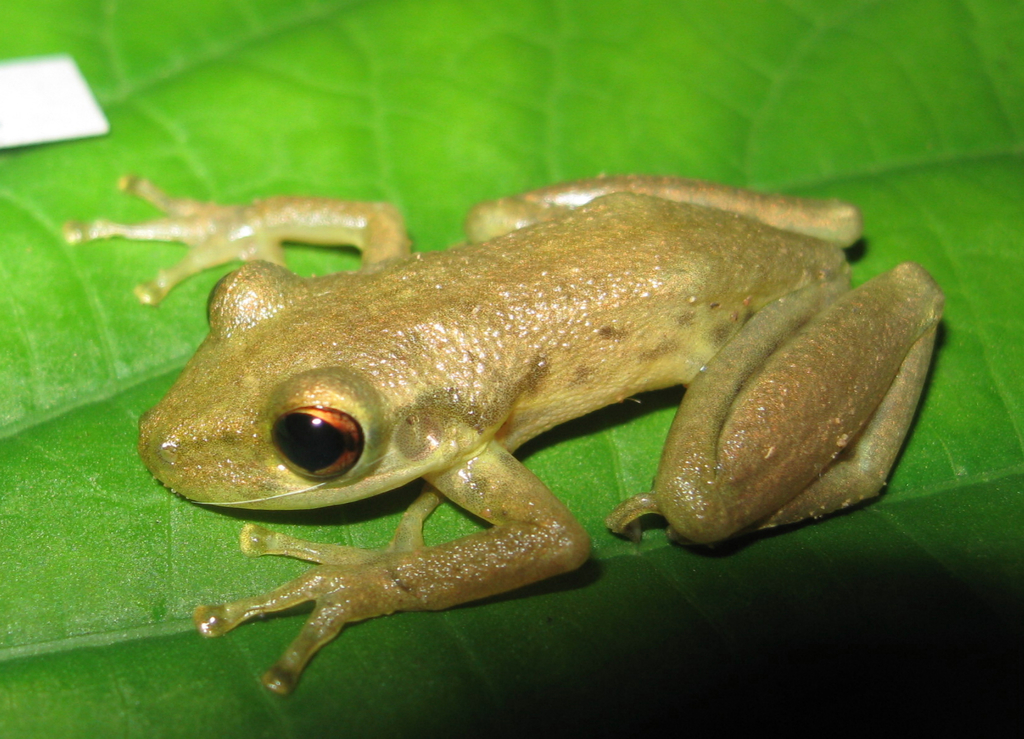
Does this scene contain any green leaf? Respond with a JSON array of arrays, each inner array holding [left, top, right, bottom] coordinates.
[[1, 0, 1021, 735]]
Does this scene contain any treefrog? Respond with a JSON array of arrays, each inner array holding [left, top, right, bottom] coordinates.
[[65, 175, 943, 694]]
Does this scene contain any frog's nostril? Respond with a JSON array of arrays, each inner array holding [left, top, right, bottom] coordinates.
[[138, 408, 180, 469], [158, 439, 180, 465]]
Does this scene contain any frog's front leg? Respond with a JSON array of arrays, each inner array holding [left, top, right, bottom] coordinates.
[[237, 488, 442, 566], [195, 445, 588, 694], [64, 176, 409, 304], [608, 262, 943, 544]]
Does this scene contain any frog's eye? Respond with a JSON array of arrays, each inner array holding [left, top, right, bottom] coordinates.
[[272, 407, 364, 478]]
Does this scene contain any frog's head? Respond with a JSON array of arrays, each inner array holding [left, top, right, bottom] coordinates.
[[138, 261, 456, 510]]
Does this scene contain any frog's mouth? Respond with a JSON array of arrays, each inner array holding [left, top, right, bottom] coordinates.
[[191, 479, 330, 508], [178, 452, 443, 510]]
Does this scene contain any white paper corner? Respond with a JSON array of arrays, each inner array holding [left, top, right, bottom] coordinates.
[[0, 54, 110, 149]]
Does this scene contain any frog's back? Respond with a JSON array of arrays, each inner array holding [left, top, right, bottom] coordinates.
[[378, 191, 845, 313], [312, 193, 848, 447]]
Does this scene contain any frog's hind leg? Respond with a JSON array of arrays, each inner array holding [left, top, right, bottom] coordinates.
[[751, 316, 938, 532], [65, 176, 410, 304], [607, 262, 943, 545], [465, 175, 862, 247]]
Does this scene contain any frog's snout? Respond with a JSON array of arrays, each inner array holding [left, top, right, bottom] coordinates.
[[136, 401, 288, 505], [138, 406, 192, 483], [138, 406, 173, 473]]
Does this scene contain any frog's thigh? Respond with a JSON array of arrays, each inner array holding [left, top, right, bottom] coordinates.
[[464, 175, 861, 246], [612, 263, 942, 545], [607, 277, 846, 540], [758, 313, 939, 530]]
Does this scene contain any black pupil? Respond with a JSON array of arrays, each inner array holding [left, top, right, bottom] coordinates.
[[274, 411, 360, 476]]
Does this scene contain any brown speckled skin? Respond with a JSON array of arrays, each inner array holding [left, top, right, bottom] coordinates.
[[70, 176, 942, 693]]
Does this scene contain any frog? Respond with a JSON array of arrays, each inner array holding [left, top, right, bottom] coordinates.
[[65, 174, 943, 694]]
